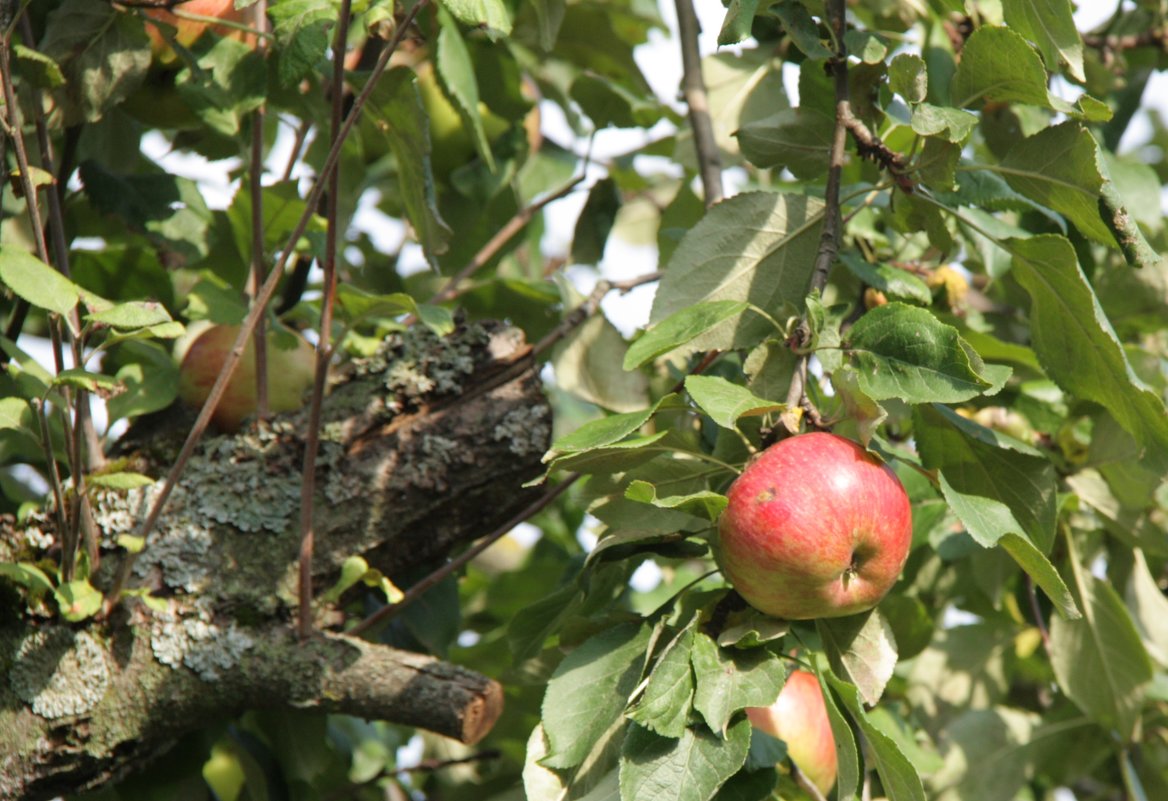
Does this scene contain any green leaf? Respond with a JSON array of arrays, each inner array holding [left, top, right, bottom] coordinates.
[[55, 579, 104, 622], [1050, 546, 1155, 740], [268, 0, 333, 87], [0, 247, 80, 316], [735, 109, 834, 179], [999, 123, 1112, 245], [624, 301, 750, 371], [52, 368, 121, 394], [555, 313, 649, 413], [88, 472, 154, 490], [684, 375, 785, 431], [39, 0, 151, 124], [107, 344, 180, 423], [1006, 235, 1168, 453], [0, 397, 31, 432], [911, 103, 978, 143], [839, 254, 932, 306], [771, 1, 832, 60], [650, 192, 824, 353], [363, 68, 453, 263], [915, 404, 1056, 550], [436, 11, 496, 172], [819, 673, 861, 801], [829, 366, 888, 447], [843, 303, 1003, 403], [691, 632, 785, 736], [913, 405, 1078, 618], [1126, 549, 1168, 668], [545, 395, 678, 459], [950, 26, 1051, 109], [542, 622, 651, 769], [625, 480, 728, 522], [572, 74, 663, 130], [572, 178, 622, 264], [620, 718, 752, 801], [717, 0, 761, 46], [79, 162, 215, 264], [817, 609, 898, 706], [442, 0, 513, 36], [1002, 0, 1084, 81], [0, 562, 54, 597], [889, 54, 927, 104], [117, 534, 146, 554], [85, 298, 174, 331], [827, 675, 927, 801], [629, 626, 697, 738]]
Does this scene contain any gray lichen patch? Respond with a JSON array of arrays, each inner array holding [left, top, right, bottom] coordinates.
[[355, 323, 491, 412], [10, 627, 109, 719], [150, 599, 255, 682], [91, 424, 306, 594], [493, 405, 552, 456]]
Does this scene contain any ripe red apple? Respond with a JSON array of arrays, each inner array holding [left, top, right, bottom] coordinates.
[[717, 432, 912, 619], [747, 670, 837, 795], [177, 323, 316, 432]]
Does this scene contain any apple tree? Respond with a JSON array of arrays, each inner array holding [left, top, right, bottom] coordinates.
[[0, 0, 1166, 799]]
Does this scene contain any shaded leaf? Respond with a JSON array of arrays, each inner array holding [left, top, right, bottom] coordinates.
[[625, 480, 727, 522], [685, 375, 786, 431], [625, 301, 750, 371], [843, 303, 1004, 403], [1006, 235, 1168, 453], [542, 623, 651, 768], [818, 609, 898, 705], [0, 247, 80, 316], [629, 626, 697, 738], [650, 193, 824, 353], [736, 109, 834, 179], [1002, 0, 1084, 80], [620, 718, 752, 801], [691, 632, 785, 736], [555, 313, 649, 413]]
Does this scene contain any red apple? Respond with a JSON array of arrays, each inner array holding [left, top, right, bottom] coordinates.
[[747, 670, 837, 795], [177, 323, 316, 432], [143, 0, 254, 60], [717, 432, 912, 619]]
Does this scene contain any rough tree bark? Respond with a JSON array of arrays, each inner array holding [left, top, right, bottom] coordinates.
[[0, 321, 551, 801]]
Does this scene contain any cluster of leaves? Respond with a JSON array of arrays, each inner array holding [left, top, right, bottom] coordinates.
[[0, 0, 1167, 800]]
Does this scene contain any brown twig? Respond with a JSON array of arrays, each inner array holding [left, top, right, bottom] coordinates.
[[783, 0, 850, 428], [426, 175, 587, 307], [530, 272, 662, 359], [348, 476, 578, 638], [248, 1, 271, 422], [673, 0, 722, 206], [791, 763, 830, 801], [104, 0, 434, 613], [297, 0, 352, 641]]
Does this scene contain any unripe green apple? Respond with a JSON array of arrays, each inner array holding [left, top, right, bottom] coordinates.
[[717, 432, 912, 619], [177, 323, 316, 432], [747, 670, 837, 795]]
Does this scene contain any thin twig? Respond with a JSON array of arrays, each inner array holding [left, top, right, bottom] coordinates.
[[783, 0, 850, 428], [791, 764, 829, 801], [530, 272, 661, 359], [673, 0, 722, 206], [249, 7, 270, 421], [426, 175, 587, 307], [104, 0, 433, 613], [348, 476, 578, 638], [297, 0, 351, 641]]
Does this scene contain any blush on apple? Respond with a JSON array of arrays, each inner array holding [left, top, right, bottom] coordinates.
[[717, 432, 912, 620], [747, 670, 837, 796], [177, 323, 316, 432]]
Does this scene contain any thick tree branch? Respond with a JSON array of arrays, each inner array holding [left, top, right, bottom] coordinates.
[[0, 323, 549, 800]]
